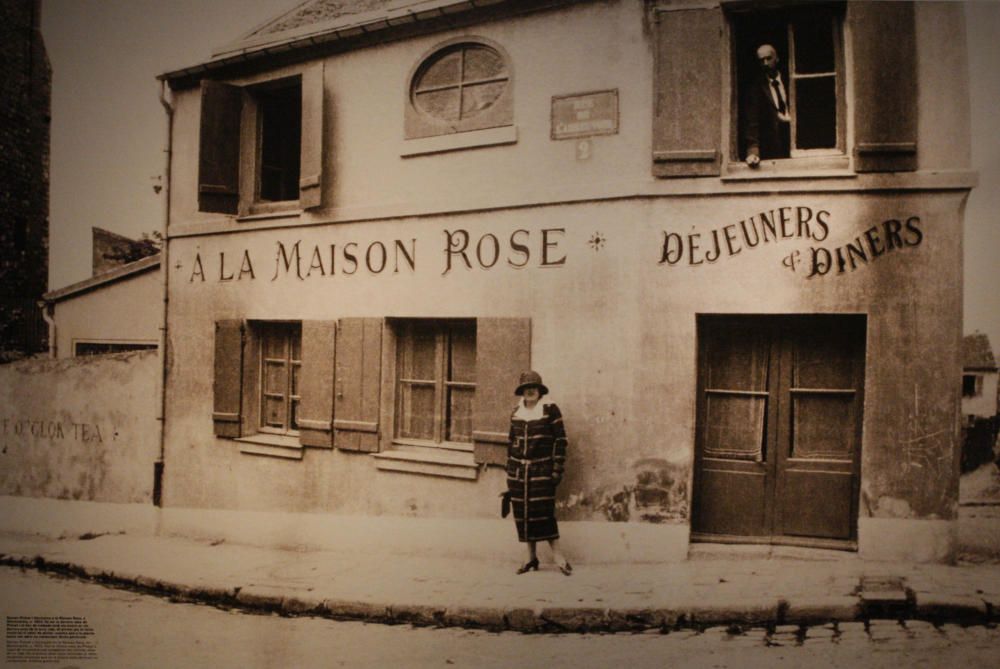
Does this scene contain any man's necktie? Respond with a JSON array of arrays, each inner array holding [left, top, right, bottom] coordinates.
[[771, 78, 787, 114]]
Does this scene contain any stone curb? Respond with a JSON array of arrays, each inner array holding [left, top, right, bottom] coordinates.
[[2, 554, 997, 632]]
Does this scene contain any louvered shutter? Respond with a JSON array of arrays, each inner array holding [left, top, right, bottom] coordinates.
[[212, 320, 244, 437], [850, 1, 918, 172], [652, 5, 723, 177], [299, 62, 325, 209], [198, 81, 242, 214], [297, 320, 336, 447], [472, 318, 531, 465], [333, 318, 382, 452]]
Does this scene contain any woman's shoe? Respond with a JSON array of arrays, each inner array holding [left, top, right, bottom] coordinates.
[[516, 558, 539, 574], [558, 561, 573, 576]]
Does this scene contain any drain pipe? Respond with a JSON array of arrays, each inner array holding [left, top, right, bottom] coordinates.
[[154, 80, 174, 508], [38, 299, 55, 358]]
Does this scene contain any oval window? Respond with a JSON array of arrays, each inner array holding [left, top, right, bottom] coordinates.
[[412, 43, 509, 122]]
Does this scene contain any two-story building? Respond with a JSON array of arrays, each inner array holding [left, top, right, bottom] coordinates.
[[157, 0, 975, 563]]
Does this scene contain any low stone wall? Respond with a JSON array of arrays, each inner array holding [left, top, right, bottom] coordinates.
[[0, 350, 159, 503]]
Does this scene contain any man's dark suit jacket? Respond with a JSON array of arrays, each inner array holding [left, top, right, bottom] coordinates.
[[742, 74, 790, 160]]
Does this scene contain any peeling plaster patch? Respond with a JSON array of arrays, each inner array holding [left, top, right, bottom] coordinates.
[[559, 459, 688, 523], [873, 496, 913, 518]]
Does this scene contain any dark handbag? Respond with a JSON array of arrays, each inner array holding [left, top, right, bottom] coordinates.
[[500, 491, 511, 518]]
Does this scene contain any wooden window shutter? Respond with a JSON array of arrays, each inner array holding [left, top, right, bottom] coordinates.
[[213, 320, 244, 437], [472, 318, 531, 466], [333, 318, 382, 452], [850, 1, 917, 172], [297, 321, 336, 448], [652, 6, 723, 177], [198, 80, 242, 214], [299, 62, 325, 209]]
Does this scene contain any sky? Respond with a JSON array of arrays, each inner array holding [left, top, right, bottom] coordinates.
[[41, 0, 1000, 350]]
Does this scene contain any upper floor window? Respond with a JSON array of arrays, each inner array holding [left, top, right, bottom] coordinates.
[[733, 5, 845, 166], [651, 1, 917, 178], [256, 80, 302, 203], [197, 63, 324, 216], [405, 39, 513, 140]]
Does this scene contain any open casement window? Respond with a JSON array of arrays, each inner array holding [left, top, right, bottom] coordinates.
[[392, 320, 477, 449], [731, 4, 846, 164], [197, 62, 325, 215]]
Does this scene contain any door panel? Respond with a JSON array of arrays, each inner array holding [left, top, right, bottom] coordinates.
[[780, 469, 854, 539], [696, 467, 768, 536], [692, 319, 776, 538]]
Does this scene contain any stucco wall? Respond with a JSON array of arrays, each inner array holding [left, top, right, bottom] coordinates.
[[163, 189, 965, 527], [0, 350, 159, 503], [52, 269, 161, 358]]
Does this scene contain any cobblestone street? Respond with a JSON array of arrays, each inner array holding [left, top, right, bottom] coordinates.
[[4, 569, 999, 669]]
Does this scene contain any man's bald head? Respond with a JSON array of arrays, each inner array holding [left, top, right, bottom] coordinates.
[[756, 44, 779, 76]]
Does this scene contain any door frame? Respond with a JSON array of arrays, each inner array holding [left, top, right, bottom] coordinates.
[[690, 314, 866, 551]]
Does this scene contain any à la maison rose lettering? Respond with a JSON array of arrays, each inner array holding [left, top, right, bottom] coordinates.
[[186, 228, 568, 282], [659, 206, 924, 277], [184, 209, 924, 283]]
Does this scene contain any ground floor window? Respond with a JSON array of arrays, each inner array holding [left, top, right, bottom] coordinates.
[[258, 322, 302, 434], [395, 319, 476, 446]]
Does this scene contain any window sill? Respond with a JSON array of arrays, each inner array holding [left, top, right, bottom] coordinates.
[[723, 156, 854, 181], [239, 203, 303, 221], [235, 433, 303, 460], [401, 125, 517, 158], [373, 443, 478, 480]]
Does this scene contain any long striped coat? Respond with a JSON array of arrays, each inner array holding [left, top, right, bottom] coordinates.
[[506, 403, 568, 542]]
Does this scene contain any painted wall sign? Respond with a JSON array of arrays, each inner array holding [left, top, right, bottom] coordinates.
[[657, 206, 924, 277], [183, 228, 568, 283], [551, 90, 618, 140], [1, 417, 108, 443]]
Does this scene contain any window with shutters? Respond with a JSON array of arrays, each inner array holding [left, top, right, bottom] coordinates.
[[214, 319, 334, 458], [653, 2, 915, 177], [404, 38, 513, 143], [731, 4, 846, 168], [394, 319, 476, 448], [197, 63, 324, 216]]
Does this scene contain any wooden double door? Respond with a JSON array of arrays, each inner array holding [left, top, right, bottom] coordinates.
[[692, 315, 866, 548]]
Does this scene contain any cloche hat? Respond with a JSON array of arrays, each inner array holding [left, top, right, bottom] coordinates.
[[515, 370, 549, 396]]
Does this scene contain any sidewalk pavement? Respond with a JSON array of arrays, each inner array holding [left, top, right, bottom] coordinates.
[[2, 531, 999, 632]]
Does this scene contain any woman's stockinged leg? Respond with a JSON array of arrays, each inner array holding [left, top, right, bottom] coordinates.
[[548, 539, 572, 574], [526, 540, 537, 562]]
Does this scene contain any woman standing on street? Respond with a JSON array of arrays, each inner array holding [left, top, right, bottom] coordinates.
[[506, 370, 572, 575]]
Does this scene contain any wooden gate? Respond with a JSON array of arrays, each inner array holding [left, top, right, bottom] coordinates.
[[691, 315, 865, 549]]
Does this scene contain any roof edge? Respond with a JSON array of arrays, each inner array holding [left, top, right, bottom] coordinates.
[[157, 0, 571, 87], [43, 255, 161, 304]]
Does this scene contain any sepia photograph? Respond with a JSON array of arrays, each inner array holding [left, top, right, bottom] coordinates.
[[2, 0, 1000, 666]]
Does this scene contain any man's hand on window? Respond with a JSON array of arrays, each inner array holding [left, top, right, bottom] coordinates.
[[745, 153, 761, 168]]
